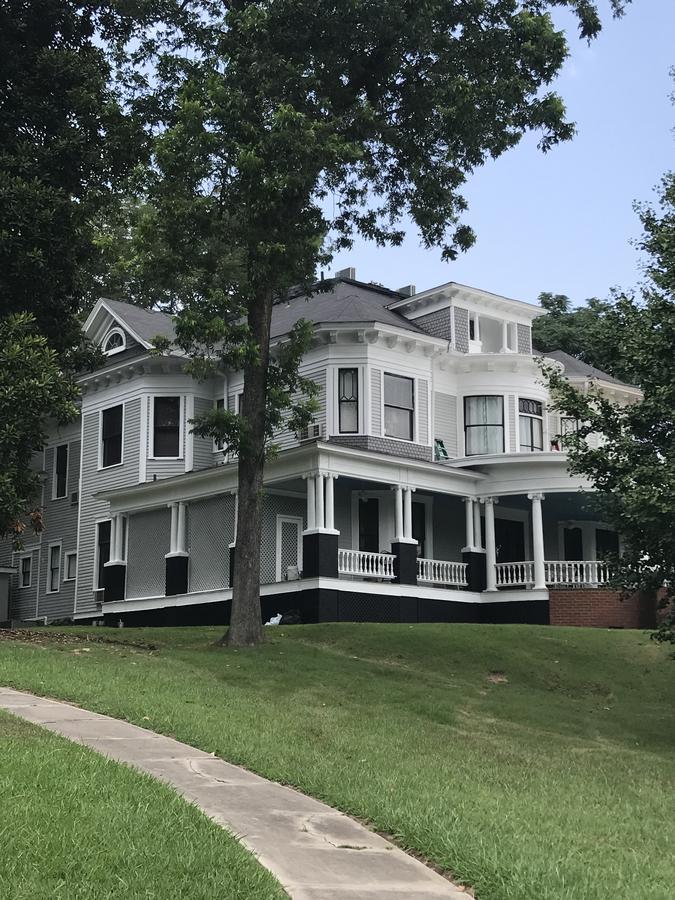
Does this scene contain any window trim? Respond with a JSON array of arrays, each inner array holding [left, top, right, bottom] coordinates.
[[463, 394, 505, 456], [52, 442, 69, 500], [63, 551, 77, 582], [149, 395, 184, 460], [102, 327, 127, 356], [93, 519, 112, 591], [383, 373, 416, 443], [46, 542, 62, 594], [99, 404, 125, 470], [518, 397, 544, 453], [337, 367, 359, 435], [17, 553, 33, 589]]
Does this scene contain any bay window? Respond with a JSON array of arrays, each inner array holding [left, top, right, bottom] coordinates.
[[464, 396, 504, 456], [519, 398, 543, 452], [384, 374, 414, 441], [338, 368, 359, 433]]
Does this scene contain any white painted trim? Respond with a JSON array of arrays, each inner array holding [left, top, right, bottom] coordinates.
[[16, 551, 34, 589], [102, 326, 127, 356], [98, 402, 125, 470], [275, 515, 303, 581], [51, 442, 70, 501], [63, 551, 77, 582], [84, 299, 153, 350], [46, 541, 62, 594], [148, 394, 185, 461]]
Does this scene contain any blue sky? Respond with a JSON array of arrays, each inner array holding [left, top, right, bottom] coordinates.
[[330, 0, 675, 306]]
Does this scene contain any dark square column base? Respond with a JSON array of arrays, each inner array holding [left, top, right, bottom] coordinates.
[[229, 545, 236, 587], [103, 564, 126, 603], [165, 555, 189, 596], [463, 550, 487, 592], [392, 541, 418, 585], [302, 532, 338, 579]]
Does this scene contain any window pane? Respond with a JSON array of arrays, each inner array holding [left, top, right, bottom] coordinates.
[[66, 554, 77, 580], [519, 398, 543, 416], [339, 401, 358, 433], [49, 546, 60, 592], [153, 397, 180, 457], [338, 369, 358, 401], [155, 397, 180, 428], [532, 417, 543, 449], [465, 396, 503, 426], [102, 406, 123, 467], [519, 416, 530, 448], [384, 406, 413, 440], [384, 374, 413, 409], [466, 425, 503, 456], [55, 444, 68, 497], [21, 557, 31, 586]]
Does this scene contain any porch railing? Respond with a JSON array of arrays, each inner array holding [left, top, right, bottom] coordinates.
[[417, 558, 468, 587], [495, 561, 535, 587], [338, 548, 395, 580], [544, 560, 612, 586]]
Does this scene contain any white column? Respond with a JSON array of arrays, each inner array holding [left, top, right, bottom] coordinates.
[[169, 503, 178, 554], [109, 516, 118, 562], [306, 475, 316, 531], [116, 515, 125, 561], [177, 502, 187, 554], [500, 320, 508, 353], [325, 475, 335, 531], [394, 486, 404, 541], [473, 501, 483, 550], [403, 487, 413, 540], [529, 492, 546, 589], [463, 498, 474, 550], [316, 473, 325, 530], [483, 497, 498, 591]]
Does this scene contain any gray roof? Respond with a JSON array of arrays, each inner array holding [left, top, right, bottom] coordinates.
[[544, 349, 634, 388], [104, 297, 176, 344]]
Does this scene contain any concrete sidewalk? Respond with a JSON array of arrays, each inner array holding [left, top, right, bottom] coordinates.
[[0, 687, 467, 899]]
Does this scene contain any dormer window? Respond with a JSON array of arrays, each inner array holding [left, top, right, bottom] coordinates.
[[102, 328, 126, 355]]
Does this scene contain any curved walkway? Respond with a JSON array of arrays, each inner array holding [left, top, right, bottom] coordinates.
[[0, 688, 466, 899]]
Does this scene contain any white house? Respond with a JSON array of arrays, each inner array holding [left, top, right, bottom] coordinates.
[[0, 270, 645, 628]]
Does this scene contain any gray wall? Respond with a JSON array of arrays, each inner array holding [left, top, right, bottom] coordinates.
[[434, 392, 458, 457]]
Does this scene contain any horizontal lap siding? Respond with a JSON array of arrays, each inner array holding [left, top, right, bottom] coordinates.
[[272, 368, 326, 450], [434, 393, 458, 457], [192, 397, 217, 470], [9, 547, 40, 619], [76, 397, 141, 616], [417, 379, 429, 445]]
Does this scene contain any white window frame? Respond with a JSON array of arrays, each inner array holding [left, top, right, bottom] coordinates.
[[98, 404, 125, 470], [328, 365, 365, 436], [102, 327, 127, 356], [517, 397, 544, 453], [17, 553, 33, 589], [52, 442, 69, 500], [337, 367, 360, 435], [93, 518, 112, 590], [462, 394, 505, 457], [63, 551, 77, 582], [382, 372, 416, 443], [275, 515, 304, 582], [149, 395, 184, 460], [47, 542, 62, 594]]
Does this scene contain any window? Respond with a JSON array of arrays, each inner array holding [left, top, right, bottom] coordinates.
[[560, 417, 578, 447], [19, 555, 32, 588], [214, 398, 225, 451], [384, 374, 414, 441], [64, 552, 77, 582], [464, 396, 504, 455], [338, 368, 359, 433], [48, 545, 61, 593], [53, 444, 68, 499], [102, 328, 126, 355], [153, 397, 181, 457], [101, 405, 123, 467], [519, 398, 543, 452], [95, 521, 111, 590]]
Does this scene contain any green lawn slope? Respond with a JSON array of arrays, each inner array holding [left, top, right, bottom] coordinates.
[[0, 623, 673, 900]]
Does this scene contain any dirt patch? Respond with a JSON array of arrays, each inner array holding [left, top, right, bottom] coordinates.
[[0, 628, 159, 653], [486, 671, 509, 684]]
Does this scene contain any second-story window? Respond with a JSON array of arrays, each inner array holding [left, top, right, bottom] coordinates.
[[153, 397, 181, 457], [101, 405, 123, 468], [464, 396, 504, 455], [384, 374, 414, 441], [54, 444, 68, 499], [338, 369, 359, 433], [519, 398, 543, 451]]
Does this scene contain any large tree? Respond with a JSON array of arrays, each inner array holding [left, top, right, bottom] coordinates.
[[545, 170, 675, 643], [120, 0, 629, 645], [0, 1, 141, 536]]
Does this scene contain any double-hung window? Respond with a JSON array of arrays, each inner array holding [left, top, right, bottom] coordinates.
[[384, 374, 414, 441], [560, 416, 578, 447], [153, 397, 181, 457], [338, 369, 359, 433], [96, 521, 111, 590], [64, 552, 77, 582], [101, 405, 123, 467], [464, 396, 504, 456], [53, 444, 68, 499], [19, 555, 32, 588], [48, 545, 61, 593], [519, 399, 544, 452]]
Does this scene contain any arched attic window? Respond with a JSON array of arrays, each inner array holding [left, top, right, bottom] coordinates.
[[102, 327, 126, 356]]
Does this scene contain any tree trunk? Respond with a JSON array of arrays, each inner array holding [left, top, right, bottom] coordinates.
[[225, 289, 274, 646]]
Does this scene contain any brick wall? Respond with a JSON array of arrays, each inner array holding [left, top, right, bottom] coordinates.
[[549, 588, 657, 629]]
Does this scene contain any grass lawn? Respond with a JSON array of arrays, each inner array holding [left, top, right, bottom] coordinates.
[[0, 710, 285, 900], [0, 623, 673, 900]]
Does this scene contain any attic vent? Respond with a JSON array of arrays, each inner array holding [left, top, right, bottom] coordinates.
[[398, 284, 416, 297], [335, 267, 356, 280]]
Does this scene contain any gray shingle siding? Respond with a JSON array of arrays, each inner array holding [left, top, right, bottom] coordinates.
[[272, 366, 326, 449], [414, 308, 452, 341], [328, 435, 433, 461], [76, 397, 141, 616], [433, 393, 458, 457], [517, 324, 532, 355], [454, 308, 469, 353]]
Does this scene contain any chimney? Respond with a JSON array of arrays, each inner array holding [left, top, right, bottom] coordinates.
[[335, 267, 356, 281], [398, 284, 416, 297]]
